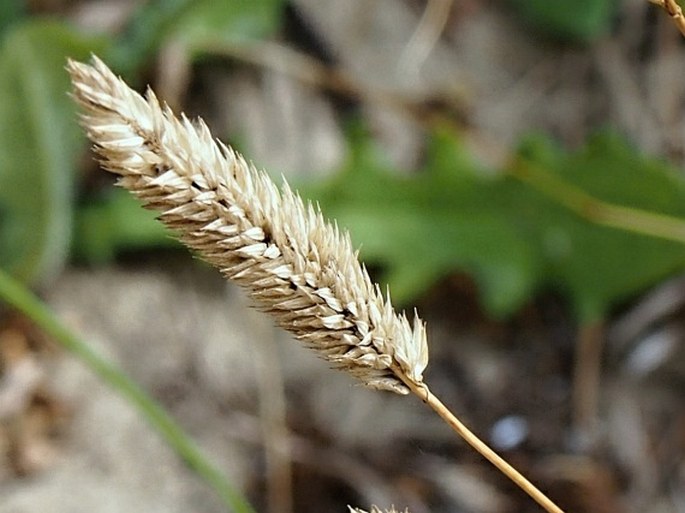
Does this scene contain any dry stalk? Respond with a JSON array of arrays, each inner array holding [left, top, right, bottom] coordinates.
[[649, 0, 685, 37], [67, 56, 564, 513], [398, 0, 454, 75]]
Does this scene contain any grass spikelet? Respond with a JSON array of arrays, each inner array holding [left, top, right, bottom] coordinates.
[[67, 56, 565, 513]]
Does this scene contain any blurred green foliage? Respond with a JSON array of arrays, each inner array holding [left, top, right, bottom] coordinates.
[[1, 0, 685, 326], [0, 0, 285, 285], [510, 0, 618, 41], [0, 0, 26, 36], [301, 128, 685, 322], [73, 189, 178, 263], [109, 0, 284, 78], [0, 20, 106, 284]]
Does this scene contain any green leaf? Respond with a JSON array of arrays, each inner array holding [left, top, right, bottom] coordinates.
[[0, 0, 26, 37], [299, 127, 540, 316], [299, 126, 685, 322], [108, 0, 197, 77], [523, 134, 685, 321], [510, 0, 617, 41], [169, 0, 285, 47], [110, 0, 286, 75], [0, 20, 106, 284], [73, 188, 179, 264]]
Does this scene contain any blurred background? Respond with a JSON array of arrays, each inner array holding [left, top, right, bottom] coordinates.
[[1, 1, 685, 512]]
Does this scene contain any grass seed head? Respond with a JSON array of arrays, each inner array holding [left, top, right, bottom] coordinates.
[[67, 56, 429, 394]]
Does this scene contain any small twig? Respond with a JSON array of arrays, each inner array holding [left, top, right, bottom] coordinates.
[[649, 0, 685, 37], [201, 37, 685, 247], [572, 321, 605, 447], [398, 0, 454, 75], [191, 38, 467, 131], [253, 314, 293, 513], [221, 410, 402, 507]]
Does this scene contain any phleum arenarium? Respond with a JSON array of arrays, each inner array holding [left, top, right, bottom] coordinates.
[[68, 56, 564, 513], [67, 56, 428, 395]]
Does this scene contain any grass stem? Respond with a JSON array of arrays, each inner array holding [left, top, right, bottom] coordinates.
[[0, 268, 256, 513], [396, 370, 565, 513], [511, 159, 685, 245]]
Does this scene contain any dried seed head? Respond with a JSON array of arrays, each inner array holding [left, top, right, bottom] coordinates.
[[67, 56, 429, 394]]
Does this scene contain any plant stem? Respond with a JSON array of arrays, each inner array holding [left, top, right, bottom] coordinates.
[[572, 321, 605, 447], [511, 159, 685, 245], [253, 314, 293, 513], [0, 268, 256, 513], [396, 371, 565, 513]]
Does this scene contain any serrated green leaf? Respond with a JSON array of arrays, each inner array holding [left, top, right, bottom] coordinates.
[[0, 20, 107, 284], [524, 134, 685, 321], [299, 128, 540, 316], [300, 126, 685, 322]]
